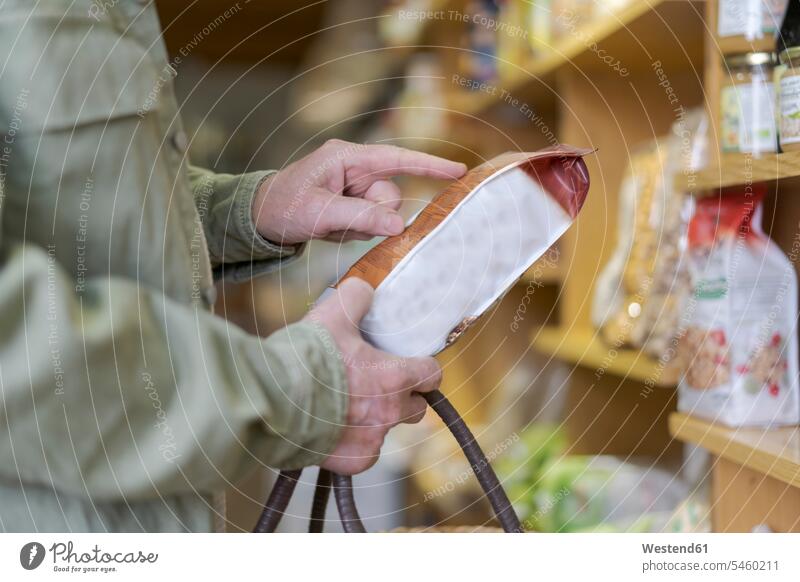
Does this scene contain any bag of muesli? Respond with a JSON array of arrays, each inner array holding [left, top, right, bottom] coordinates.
[[678, 187, 800, 426]]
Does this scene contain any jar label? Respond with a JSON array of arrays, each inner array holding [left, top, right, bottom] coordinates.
[[718, 0, 786, 38], [720, 81, 777, 154], [780, 75, 800, 145]]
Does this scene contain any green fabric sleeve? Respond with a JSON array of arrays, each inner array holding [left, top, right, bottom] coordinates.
[[186, 166, 306, 281], [0, 242, 348, 500]]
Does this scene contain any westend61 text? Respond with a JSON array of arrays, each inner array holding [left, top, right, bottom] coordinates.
[[642, 543, 708, 554]]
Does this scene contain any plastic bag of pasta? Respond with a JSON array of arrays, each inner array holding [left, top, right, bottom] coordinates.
[[593, 110, 707, 355], [630, 111, 707, 359], [338, 145, 592, 357], [593, 141, 664, 346], [678, 187, 799, 426]]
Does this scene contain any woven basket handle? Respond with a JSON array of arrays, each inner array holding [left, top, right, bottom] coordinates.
[[253, 390, 521, 533]]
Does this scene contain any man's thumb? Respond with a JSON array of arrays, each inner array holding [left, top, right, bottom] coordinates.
[[335, 277, 375, 328]]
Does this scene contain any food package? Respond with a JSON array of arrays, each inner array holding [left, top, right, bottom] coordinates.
[[392, 55, 448, 146], [717, 0, 788, 39], [593, 141, 665, 346], [678, 188, 800, 426], [528, 0, 553, 56], [339, 145, 591, 357], [593, 110, 707, 357], [459, 0, 500, 84], [497, 0, 532, 80], [630, 112, 707, 358], [591, 149, 638, 331]]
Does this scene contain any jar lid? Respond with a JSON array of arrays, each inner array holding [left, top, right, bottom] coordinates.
[[779, 46, 800, 65], [724, 52, 777, 68]]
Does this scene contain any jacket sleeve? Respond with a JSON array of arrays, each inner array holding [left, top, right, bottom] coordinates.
[[0, 238, 347, 501], [186, 165, 306, 282]]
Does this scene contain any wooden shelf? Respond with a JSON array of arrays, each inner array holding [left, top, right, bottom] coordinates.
[[715, 34, 775, 57], [669, 412, 800, 488], [679, 152, 800, 192], [447, 0, 703, 116], [531, 327, 680, 386]]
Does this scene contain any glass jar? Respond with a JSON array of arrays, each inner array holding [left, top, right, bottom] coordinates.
[[720, 52, 778, 155], [718, 0, 788, 40], [778, 47, 800, 152]]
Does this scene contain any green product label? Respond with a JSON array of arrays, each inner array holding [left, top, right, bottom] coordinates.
[[695, 277, 728, 299]]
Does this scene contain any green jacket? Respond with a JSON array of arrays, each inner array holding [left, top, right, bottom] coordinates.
[[0, 0, 347, 531]]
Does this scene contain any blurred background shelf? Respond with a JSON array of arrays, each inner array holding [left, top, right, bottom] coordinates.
[[447, 0, 704, 116], [681, 152, 800, 193], [531, 327, 680, 387], [669, 412, 800, 489], [379, 0, 457, 48]]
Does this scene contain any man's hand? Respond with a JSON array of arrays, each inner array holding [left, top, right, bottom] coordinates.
[[253, 140, 467, 244], [307, 277, 442, 475]]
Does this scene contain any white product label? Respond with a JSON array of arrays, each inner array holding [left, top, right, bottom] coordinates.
[[720, 80, 777, 154], [718, 0, 764, 38], [681, 231, 800, 426], [764, 0, 790, 32], [780, 74, 800, 145]]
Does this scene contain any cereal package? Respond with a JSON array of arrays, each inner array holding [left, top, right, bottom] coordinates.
[[678, 188, 799, 426]]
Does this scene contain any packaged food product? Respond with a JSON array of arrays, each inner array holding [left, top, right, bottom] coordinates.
[[717, 0, 788, 40], [591, 150, 638, 331], [678, 188, 800, 426], [339, 145, 592, 357], [594, 141, 665, 347], [379, 0, 441, 46], [459, 0, 499, 84], [497, 0, 531, 80], [778, 47, 800, 151], [776, 0, 800, 56], [529, 0, 552, 55], [393, 55, 448, 145], [631, 111, 708, 359], [720, 52, 778, 154]]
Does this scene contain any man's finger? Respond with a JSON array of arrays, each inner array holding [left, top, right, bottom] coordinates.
[[402, 356, 442, 394], [324, 230, 374, 242], [362, 179, 403, 210], [347, 144, 467, 181], [317, 194, 404, 238], [401, 393, 428, 424]]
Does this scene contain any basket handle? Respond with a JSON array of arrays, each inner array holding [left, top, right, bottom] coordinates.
[[252, 469, 302, 533], [422, 390, 521, 532], [309, 469, 331, 533], [253, 390, 521, 533]]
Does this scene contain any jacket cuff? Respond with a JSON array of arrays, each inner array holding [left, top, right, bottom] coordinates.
[[261, 320, 349, 469], [211, 170, 307, 283], [212, 252, 305, 284], [233, 170, 302, 259]]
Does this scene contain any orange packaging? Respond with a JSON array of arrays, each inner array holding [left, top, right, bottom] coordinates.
[[338, 145, 592, 357]]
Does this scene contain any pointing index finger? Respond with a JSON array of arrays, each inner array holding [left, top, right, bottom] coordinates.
[[346, 144, 467, 181]]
